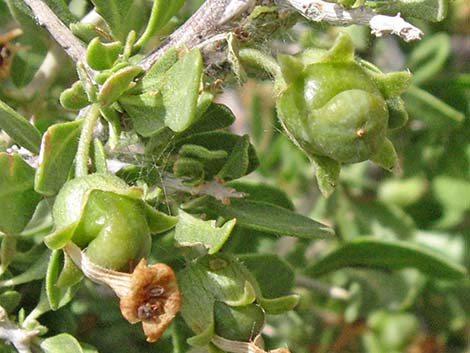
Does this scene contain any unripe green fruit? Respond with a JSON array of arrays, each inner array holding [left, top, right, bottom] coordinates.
[[274, 33, 409, 196], [279, 62, 388, 163], [53, 174, 151, 270], [74, 191, 151, 270], [53, 174, 129, 228]]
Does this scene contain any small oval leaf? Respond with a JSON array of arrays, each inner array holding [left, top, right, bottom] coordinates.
[[98, 65, 142, 106], [175, 211, 236, 254], [0, 99, 41, 153], [184, 197, 334, 240], [34, 120, 83, 196], [162, 49, 203, 132], [41, 333, 84, 353], [86, 37, 122, 70], [0, 153, 42, 235]]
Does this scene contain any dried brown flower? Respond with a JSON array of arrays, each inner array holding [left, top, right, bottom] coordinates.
[[64, 243, 181, 343], [120, 259, 182, 342]]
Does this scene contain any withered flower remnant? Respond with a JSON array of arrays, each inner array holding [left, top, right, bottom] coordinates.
[[64, 242, 181, 342], [119, 259, 182, 342]]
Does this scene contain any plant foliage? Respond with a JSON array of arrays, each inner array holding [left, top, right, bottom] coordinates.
[[0, 0, 469, 352]]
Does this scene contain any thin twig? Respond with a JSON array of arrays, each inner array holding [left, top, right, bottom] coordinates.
[[75, 104, 101, 177], [0, 306, 40, 353], [22, 0, 86, 63], [22, 0, 97, 78], [139, 0, 257, 71], [284, 0, 423, 42], [160, 173, 247, 203]]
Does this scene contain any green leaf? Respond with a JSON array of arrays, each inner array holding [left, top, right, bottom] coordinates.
[[432, 177, 470, 227], [173, 157, 205, 184], [370, 71, 412, 99], [238, 254, 295, 298], [44, 223, 77, 250], [0, 236, 16, 275], [311, 154, 341, 197], [179, 145, 228, 161], [0, 250, 49, 287], [257, 294, 300, 315], [186, 323, 215, 347], [44, 0, 77, 25], [227, 33, 247, 82], [378, 177, 428, 207], [217, 135, 251, 180], [0, 99, 42, 154], [0, 291, 21, 313], [408, 33, 450, 85], [119, 91, 166, 137], [98, 65, 143, 106], [45, 250, 63, 309], [0, 153, 42, 235], [175, 132, 259, 177], [86, 37, 122, 71], [89, 0, 147, 42], [60, 81, 89, 111], [56, 253, 83, 288], [9, 0, 76, 25], [306, 238, 467, 280], [45, 250, 80, 310], [41, 333, 84, 353], [172, 316, 193, 353], [225, 180, 294, 210], [184, 197, 334, 240], [34, 120, 83, 196], [238, 254, 299, 314], [181, 104, 236, 136], [175, 211, 236, 254], [375, 0, 448, 22], [142, 202, 178, 234], [403, 85, 464, 129], [137, 47, 178, 92], [70, 22, 109, 43], [162, 49, 203, 132], [386, 96, 409, 130], [92, 139, 107, 174], [135, 0, 185, 49], [213, 302, 265, 341], [370, 138, 398, 171], [178, 255, 259, 345]]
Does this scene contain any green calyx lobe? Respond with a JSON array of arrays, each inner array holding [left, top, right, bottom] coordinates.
[[276, 33, 410, 195], [49, 174, 175, 271], [178, 254, 298, 346], [213, 301, 265, 341]]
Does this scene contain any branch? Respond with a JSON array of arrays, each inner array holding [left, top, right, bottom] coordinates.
[[22, 0, 96, 78], [285, 0, 423, 42], [0, 306, 40, 353], [160, 173, 247, 204], [139, 0, 257, 71], [22, 0, 86, 63]]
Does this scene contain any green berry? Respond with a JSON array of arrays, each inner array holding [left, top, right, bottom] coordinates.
[[52, 174, 151, 270]]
